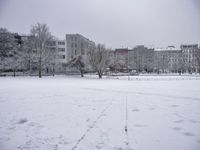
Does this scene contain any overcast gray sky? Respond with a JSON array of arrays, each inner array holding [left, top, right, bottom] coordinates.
[[0, 0, 200, 48]]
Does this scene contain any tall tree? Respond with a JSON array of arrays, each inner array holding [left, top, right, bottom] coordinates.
[[30, 23, 53, 78], [88, 44, 109, 78], [67, 55, 85, 77]]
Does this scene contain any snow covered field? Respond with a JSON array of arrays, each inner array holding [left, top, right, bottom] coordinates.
[[0, 76, 200, 150]]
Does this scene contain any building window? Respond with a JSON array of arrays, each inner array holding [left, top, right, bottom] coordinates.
[[58, 41, 65, 45], [46, 41, 56, 46], [59, 55, 65, 59], [58, 48, 65, 52]]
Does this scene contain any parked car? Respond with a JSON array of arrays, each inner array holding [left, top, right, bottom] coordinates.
[[130, 70, 139, 76]]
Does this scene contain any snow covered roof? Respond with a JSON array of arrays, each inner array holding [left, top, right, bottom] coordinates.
[[155, 46, 181, 51]]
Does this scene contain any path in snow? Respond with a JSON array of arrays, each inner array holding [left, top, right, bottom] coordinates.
[[0, 76, 200, 150]]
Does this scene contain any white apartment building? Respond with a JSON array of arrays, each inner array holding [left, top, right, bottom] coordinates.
[[55, 40, 68, 72], [46, 39, 68, 72], [56, 40, 67, 63], [66, 34, 95, 62], [181, 44, 199, 73]]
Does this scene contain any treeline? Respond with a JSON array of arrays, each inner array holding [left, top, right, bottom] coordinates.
[[1, 23, 200, 78], [0, 23, 111, 78], [0, 23, 58, 77]]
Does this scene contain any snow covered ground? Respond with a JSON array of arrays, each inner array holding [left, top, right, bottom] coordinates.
[[0, 76, 200, 150]]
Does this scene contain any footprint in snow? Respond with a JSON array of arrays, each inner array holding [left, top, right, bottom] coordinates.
[[174, 120, 184, 123], [170, 104, 179, 108], [17, 118, 28, 124], [183, 132, 195, 137], [189, 119, 200, 124], [172, 127, 182, 131], [135, 124, 147, 128], [95, 142, 104, 149], [132, 108, 140, 112], [149, 107, 155, 111]]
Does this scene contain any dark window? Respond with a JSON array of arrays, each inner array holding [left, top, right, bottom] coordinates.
[[58, 41, 65, 45], [58, 48, 65, 52], [46, 41, 56, 46], [59, 55, 65, 59]]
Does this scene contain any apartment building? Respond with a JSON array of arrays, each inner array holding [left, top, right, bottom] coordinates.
[[114, 48, 129, 71], [56, 40, 66, 61], [66, 34, 95, 63], [130, 45, 154, 72], [45, 40, 67, 72], [154, 46, 182, 73], [181, 44, 199, 73], [113, 46, 154, 72]]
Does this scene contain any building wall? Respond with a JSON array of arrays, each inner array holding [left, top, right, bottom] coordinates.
[[130, 45, 154, 72], [56, 40, 67, 63], [66, 34, 95, 63], [114, 48, 129, 70], [154, 48, 182, 73], [113, 46, 154, 72], [181, 44, 199, 73]]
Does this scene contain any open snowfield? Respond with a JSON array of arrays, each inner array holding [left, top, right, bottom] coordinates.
[[0, 75, 200, 150]]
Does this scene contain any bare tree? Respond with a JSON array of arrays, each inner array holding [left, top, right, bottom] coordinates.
[[30, 23, 53, 78], [88, 44, 109, 78], [67, 55, 85, 77], [20, 36, 35, 74]]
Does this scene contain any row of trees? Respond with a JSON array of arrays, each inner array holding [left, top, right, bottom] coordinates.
[[67, 44, 110, 78], [1, 23, 200, 78], [0, 23, 58, 77], [0, 23, 111, 78]]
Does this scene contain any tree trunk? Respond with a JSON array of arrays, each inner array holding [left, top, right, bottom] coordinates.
[[98, 71, 102, 79], [39, 55, 42, 78], [39, 69, 41, 78], [13, 69, 16, 77], [81, 70, 84, 77], [198, 67, 200, 74], [52, 67, 55, 77]]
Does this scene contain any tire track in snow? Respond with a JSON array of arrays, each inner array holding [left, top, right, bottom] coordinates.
[[125, 97, 129, 149], [124, 97, 135, 150], [70, 101, 113, 150]]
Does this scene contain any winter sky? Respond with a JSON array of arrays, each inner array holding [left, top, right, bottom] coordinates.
[[0, 0, 200, 48]]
